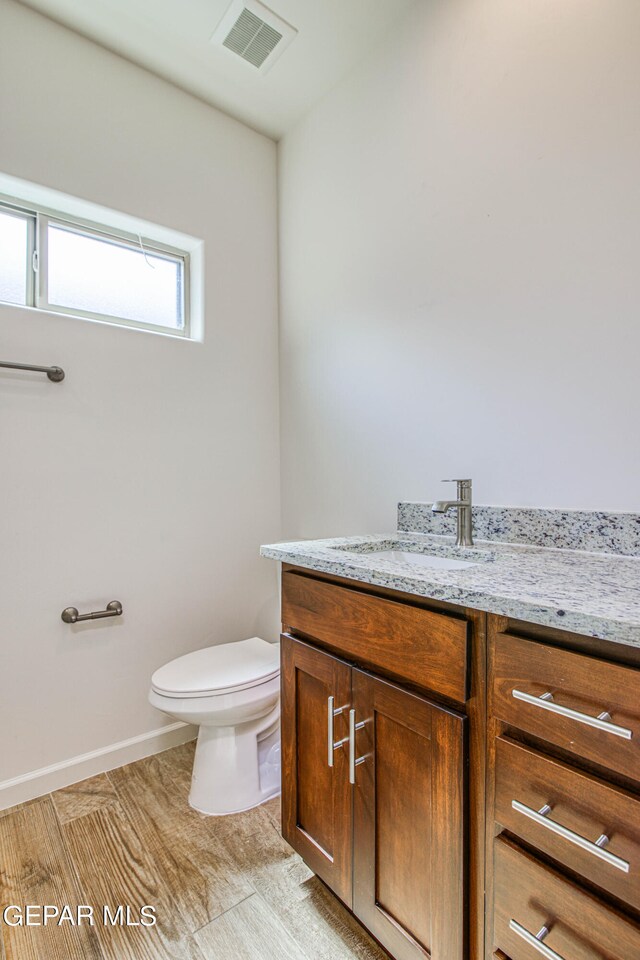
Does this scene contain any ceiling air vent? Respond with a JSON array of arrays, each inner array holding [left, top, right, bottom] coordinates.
[[212, 0, 298, 74]]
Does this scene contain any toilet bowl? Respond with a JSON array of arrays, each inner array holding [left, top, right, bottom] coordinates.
[[149, 637, 280, 816]]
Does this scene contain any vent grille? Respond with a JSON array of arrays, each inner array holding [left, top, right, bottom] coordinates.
[[212, 0, 297, 73], [223, 8, 284, 68]]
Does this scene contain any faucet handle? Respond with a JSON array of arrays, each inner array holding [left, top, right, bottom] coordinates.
[[441, 478, 472, 485]]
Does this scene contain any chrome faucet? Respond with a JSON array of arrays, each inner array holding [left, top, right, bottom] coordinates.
[[431, 479, 474, 547]]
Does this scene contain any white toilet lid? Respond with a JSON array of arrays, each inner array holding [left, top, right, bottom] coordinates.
[[151, 637, 280, 698]]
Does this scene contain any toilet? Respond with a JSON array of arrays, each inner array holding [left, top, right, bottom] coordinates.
[[149, 637, 280, 816]]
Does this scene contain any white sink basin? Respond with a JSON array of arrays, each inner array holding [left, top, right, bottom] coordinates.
[[371, 550, 478, 570]]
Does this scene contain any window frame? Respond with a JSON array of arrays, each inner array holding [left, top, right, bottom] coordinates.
[[0, 196, 191, 338], [0, 201, 37, 307]]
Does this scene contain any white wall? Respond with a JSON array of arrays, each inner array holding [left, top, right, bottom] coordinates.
[[279, 0, 640, 538], [0, 0, 280, 796]]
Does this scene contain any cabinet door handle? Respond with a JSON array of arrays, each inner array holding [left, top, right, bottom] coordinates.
[[509, 921, 565, 960], [512, 800, 630, 873], [348, 708, 366, 784], [512, 689, 633, 740], [327, 696, 348, 767]]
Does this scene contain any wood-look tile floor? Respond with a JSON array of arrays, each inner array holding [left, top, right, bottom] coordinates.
[[0, 741, 388, 960]]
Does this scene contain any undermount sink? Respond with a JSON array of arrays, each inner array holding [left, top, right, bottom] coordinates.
[[367, 549, 478, 570], [328, 539, 487, 570]]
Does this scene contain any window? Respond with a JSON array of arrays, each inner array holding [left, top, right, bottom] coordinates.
[[0, 198, 190, 337], [0, 207, 34, 306]]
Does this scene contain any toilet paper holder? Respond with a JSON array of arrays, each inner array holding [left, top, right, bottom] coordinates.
[[61, 600, 123, 623]]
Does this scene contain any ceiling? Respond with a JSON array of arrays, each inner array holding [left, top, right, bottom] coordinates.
[[18, 0, 416, 139]]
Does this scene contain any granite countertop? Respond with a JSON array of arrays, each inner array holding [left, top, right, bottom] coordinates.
[[261, 505, 640, 648]]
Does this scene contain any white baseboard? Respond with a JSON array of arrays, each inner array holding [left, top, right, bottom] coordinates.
[[0, 721, 197, 811]]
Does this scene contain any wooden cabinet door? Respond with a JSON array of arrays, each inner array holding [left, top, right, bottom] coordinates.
[[280, 634, 353, 905], [352, 669, 466, 960]]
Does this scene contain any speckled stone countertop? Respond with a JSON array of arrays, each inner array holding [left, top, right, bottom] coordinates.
[[261, 507, 640, 648]]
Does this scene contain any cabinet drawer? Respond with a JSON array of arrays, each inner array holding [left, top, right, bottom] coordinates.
[[495, 737, 640, 912], [494, 839, 640, 960], [492, 633, 640, 780], [282, 571, 469, 702]]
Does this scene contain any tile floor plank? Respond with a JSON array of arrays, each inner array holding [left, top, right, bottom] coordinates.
[[263, 795, 282, 831], [156, 743, 387, 958], [158, 739, 195, 778], [109, 752, 254, 930], [194, 892, 307, 960], [63, 802, 204, 960], [0, 794, 50, 820], [52, 773, 119, 824], [207, 804, 389, 960], [0, 798, 103, 960], [1, 743, 391, 960]]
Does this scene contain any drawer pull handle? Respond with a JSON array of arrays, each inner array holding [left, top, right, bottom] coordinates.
[[512, 800, 630, 873], [512, 689, 633, 740], [327, 696, 349, 767], [510, 920, 565, 960], [348, 708, 366, 784]]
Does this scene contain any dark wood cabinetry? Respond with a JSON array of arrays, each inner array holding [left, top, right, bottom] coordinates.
[[493, 839, 640, 960], [491, 631, 640, 780], [281, 570, 470, 701], [494, 736, 640, 912], [281, 636, 353, 904], [351, 668, 465, 960], [280, 599, 468, 960], [278, 566, 640, 960], [487, 617, 640, 960]]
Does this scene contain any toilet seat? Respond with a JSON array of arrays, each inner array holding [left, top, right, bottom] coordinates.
[[150, 636, 279, 699]]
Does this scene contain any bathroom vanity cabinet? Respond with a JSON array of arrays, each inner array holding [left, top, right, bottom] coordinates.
[[281, 635, 465, 960], [277, 565, 640, 960], [487, 617, 640, 960], [279, 566, 487, 960]]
